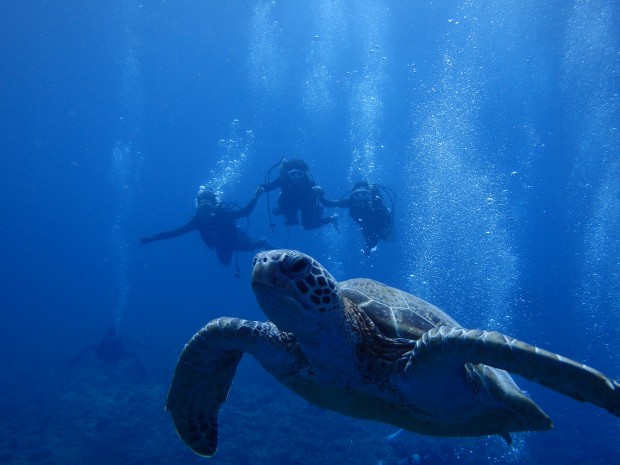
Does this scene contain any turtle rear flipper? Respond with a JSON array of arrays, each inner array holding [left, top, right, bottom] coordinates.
[[410, 326, 620, 418]]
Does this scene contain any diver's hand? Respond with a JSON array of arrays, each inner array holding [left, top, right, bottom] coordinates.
[[255, 185, 265, 197], [312, 186, 324, 197], [140, 236, 157, 245]]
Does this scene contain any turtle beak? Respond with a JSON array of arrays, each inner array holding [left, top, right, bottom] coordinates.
[[251, 261, 274, 289], [252, 250, 310, 332]]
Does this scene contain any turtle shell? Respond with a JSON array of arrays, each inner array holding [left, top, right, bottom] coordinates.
[[340, 278, 461, 341]]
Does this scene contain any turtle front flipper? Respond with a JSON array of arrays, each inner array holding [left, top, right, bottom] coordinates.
[[166, 317, 285, 457], [411, 326, 620, 418]]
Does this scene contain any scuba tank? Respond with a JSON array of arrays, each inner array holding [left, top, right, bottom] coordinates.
[[343, 180, 396, 238]]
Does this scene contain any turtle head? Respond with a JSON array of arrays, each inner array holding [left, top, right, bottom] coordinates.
[[252, 250, 342, 335]]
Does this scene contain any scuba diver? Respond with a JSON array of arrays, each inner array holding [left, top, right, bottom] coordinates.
[[317, 180, 394, 254], [140, 185, 274, 268], [69, 326, 146, 376], [260, 158, 339, 231]]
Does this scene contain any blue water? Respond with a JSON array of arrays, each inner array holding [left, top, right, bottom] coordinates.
[[1, 1, 618, 464]]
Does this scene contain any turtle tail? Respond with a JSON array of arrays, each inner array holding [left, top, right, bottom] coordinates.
[[165, 318, 251, 457]]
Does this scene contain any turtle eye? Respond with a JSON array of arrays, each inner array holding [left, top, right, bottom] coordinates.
[[289, 257, 309, 273], [280, 254, 310, 276]]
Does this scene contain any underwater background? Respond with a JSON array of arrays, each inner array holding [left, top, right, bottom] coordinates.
[[1, 1, 618, 464]]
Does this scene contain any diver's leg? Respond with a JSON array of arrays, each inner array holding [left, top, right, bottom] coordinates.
[[215, 246, 234, 266], [275, 194, 300, 225], [301, 205, 338, 230], [273, 194, 299, 226], [235, 232, 275, 252], [363, 231, 380, 254]]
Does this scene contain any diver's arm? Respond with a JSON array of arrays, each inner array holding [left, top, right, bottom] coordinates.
[[140, 218, 197, 244], [234, 188, 262, 218], [259, 176, 282, 193], [235, 198, 258, 218], [314, 186, 347, 208], [319, 197, 346, 208]]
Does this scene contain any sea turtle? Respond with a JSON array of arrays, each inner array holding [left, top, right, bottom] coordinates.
[[166, 249, 620, 457]]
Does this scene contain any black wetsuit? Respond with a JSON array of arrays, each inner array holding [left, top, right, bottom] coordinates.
[[142, 195, 271, 266], [320, 185, 392, 253], [262, 161, 332, 230]]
